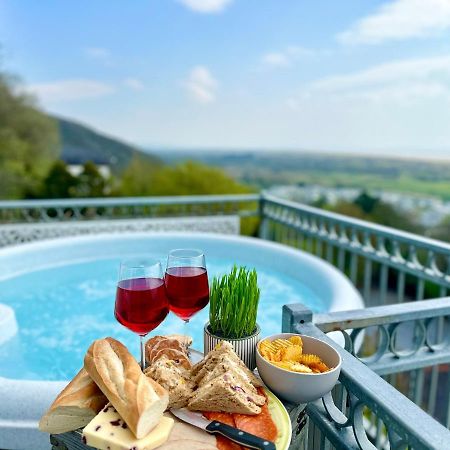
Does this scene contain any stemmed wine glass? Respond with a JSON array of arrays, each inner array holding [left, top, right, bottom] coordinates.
[[114, 258, 169, 370], [164, 249, 209, 331]]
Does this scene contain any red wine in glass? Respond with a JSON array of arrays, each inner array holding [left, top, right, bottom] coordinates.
[[165, 267, 209, 321], [115, 277, 168, 334], [114, 259, 168, 369], [165, 249, 209, 323]]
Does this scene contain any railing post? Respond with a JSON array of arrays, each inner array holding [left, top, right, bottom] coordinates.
[[282, 304, 313, 333], [258, 194, 270, 240]]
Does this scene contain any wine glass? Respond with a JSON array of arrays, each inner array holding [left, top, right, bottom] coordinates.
[[164, 249, 209, 329], [114, 258, 169, 370]]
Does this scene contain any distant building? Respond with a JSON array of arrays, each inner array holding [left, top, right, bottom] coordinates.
[[67, 164, 111, 178], [269, 184, 450, 227]]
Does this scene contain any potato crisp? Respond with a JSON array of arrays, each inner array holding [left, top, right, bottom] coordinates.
[[258, 336, 331, 374]]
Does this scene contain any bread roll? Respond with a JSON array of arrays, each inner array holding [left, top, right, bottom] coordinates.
[[38, 368, 107, 434], [84, 337, 169, 439]]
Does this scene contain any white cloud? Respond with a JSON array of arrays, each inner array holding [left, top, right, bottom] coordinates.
[[262, 46, 315, 68], [337, 0, 450, 45], [123, 78, 145, 90], [84, 47, 113, 65], [262, 52, 290, 67], [286, 46, 315, 57], [28, 79, 115, 103], [177, 0, 232, 13], [184, 66, 218, 104], [309, 54, 450, 92], [288, 54, 450, 108]]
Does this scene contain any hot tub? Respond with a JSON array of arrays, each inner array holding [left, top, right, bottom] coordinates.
[[0, 232, 362, 449]]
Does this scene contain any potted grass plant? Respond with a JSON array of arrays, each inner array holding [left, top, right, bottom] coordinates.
[[204, 265, 261, 369]]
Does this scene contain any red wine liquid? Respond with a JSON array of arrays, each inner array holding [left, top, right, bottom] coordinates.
[[164, 267, 209, 320], [115, 277, 169, 335]]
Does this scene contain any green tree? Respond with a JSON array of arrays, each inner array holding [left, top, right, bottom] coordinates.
[[329, 200, 421, 234], [118, 156, 161, 196], [430, 216, 450, 243], [370, 202, 421, 234], [75, 161, 107, 197], [145, 161, 251, 196], [354, 191, 379, 214], [0, 71, 60, 198], [327, 201, 366, 220], [40, 160, 78, 198], [119, 159, 251, 197]]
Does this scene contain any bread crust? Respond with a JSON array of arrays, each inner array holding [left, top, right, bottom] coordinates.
[[38, 368, 107, 433], [152, 348, 192, 370], [84, 337, 168, 438], [145, 336, 166, 363], [149, 339, 185, 363]]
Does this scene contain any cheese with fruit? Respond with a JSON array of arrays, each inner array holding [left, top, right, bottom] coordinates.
[[82, 404, 174, 450]]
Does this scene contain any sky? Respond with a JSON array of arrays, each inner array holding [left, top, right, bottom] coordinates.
[[1, 0, 450, 157]]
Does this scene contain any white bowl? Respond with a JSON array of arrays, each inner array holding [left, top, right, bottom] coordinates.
[[256, 333, 342, 404]]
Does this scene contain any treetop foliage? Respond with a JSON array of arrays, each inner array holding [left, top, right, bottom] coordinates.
[[0, 71, 60, 198]]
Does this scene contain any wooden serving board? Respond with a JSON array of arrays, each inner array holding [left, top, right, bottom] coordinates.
[[50, 430, 93, 450]]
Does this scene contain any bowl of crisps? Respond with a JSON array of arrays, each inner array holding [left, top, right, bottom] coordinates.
[[256, 333, 342, 403]]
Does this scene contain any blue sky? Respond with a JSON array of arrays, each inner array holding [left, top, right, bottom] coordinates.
[[1, 0, 450, 157]]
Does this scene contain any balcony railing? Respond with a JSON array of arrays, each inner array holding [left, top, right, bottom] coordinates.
[[1, 192, 449, 449], [283, 299, 450, 449], [0, 194, 260, 223]]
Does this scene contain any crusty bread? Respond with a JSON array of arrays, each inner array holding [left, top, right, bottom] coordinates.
[[152, 348, 192, 370], [145, 336, 166, 363], [145, 357, 195, 408], [84, 337, 169, 439], [145, 335, 192, 365], [149, 339, 185, 363], [38, 368, 107, 434], [188, 372, 262, 415], [166, 334, 193, 349]]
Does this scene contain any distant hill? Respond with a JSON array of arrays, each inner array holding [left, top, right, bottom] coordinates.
[[55, 117, 160, 172], [156, 149, 450, 200]]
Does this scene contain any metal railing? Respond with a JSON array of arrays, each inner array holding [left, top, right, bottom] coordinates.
[[283, 300, 450, 450], [259, 192, 450, 435], [0, 194, 260, 223], [259, 193, 450, 304]]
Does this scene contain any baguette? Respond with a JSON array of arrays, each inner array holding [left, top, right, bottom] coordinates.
[[38, 368, 107, 434], [84, 337, 169, 439]]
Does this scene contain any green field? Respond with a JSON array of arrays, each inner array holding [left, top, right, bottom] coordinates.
[[160, 151, 450, 201]]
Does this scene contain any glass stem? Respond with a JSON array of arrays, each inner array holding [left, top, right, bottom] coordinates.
[[140, 335, 145, 371], [183, 319, 190, 353]]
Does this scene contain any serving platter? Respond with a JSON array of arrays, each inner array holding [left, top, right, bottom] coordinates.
[[51, 348, 292, 450]]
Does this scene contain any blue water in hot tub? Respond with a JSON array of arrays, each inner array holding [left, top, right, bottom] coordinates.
[[0, 256, 325, 381]]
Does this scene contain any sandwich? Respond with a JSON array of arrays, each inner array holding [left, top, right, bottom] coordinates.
[[188, 371, 264, 415], [192, 341, 262, 387], [145, 356, 195, 408]]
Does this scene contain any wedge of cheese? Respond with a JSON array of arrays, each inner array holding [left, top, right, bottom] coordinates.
[[82, 404, 174, 450]]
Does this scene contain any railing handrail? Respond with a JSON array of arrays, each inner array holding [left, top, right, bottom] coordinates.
[[312, 297, 450, 375], [314, 297, 450, 332], [0, 193, 260, 209], [262, 192, 450, 254]]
